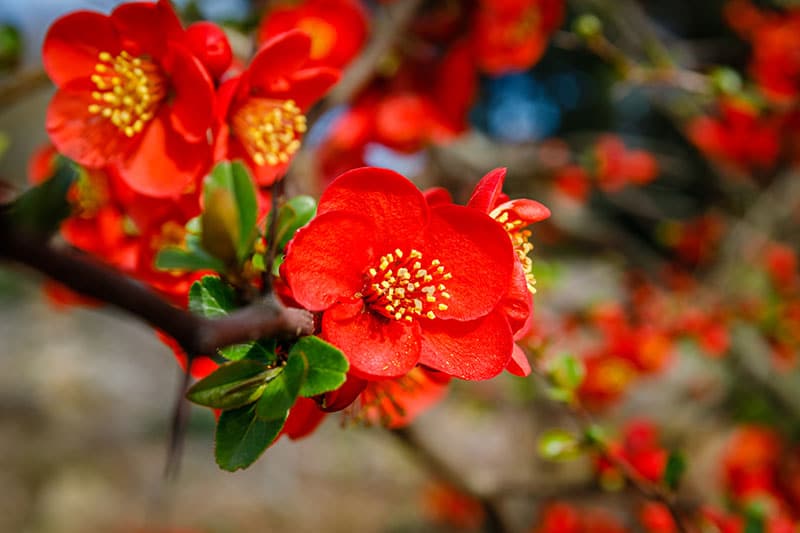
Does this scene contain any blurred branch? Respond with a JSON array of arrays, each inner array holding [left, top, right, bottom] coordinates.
[[0, 215, 314, 356], [531, 363, 695, 533], [0, 69, 50, 109], [391, 427, 510, 533]]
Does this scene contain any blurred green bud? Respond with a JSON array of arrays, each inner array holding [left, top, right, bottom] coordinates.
[[573, 14, 603, 40]]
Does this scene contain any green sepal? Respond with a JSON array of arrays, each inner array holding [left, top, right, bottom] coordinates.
[[538, 429, 584, 461], [662, 451, 686, 491], [155, 247, 226, 273], [215, 403, 287, 472], [186, 360, 282, 410]]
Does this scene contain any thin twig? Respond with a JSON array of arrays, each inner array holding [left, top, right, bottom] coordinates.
[[164, 364, 192, 480], [391, 427, 509, 533], [262, 179, 285, 294], [0, 69, 50, 109]]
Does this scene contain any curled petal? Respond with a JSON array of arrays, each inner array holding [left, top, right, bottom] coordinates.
[[285, 67, 341, 109], [249, 30, 312, 91], [283, 211, 376, 311], [466, 167, 506, 213], [166, 45, 216, 142], [506, 344, 532, 377], [491, 198, 551, 225], [323, 304, 421, 379], [419, 310, 513, 380]]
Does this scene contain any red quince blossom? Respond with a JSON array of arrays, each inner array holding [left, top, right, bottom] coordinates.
[[283, 166, 517, 380], [465, 168, 550, 375], [42, 0, 216, 197], [473, 0, 564, 75], [215, 30, 340, 186], [257, 0, 369, 69]]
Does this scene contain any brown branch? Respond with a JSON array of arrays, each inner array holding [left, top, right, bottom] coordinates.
[[0, 219, 314, 356], [390, 427, 509, 533], [0, 68, 50, 108]]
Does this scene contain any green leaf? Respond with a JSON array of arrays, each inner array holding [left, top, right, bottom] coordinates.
[[155, 247, 226, 273], [201, 161, 258, 264], [186, 360, 282, 410], [255, 352, 307, 421], [274, 195, 317, 250], [188, 275, 236, 318], [7, 156, 78, 236], [548, 353, 586, 391], [662, 451, 686, 491], [215, 404, 287, 471], [290, 336, 349, 397], [220, 338, 277, 363], [538, 429, 583, 461]]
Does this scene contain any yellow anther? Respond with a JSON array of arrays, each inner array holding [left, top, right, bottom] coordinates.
[[88, 50, 165, 136], [232, 97, 307, 167]]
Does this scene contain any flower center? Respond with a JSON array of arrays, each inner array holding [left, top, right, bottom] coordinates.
[[88, 51, 166, 138], [296, 17, 337, 59], [362, 248, 452, 322], [490, 207, 537, 293], [232, 98, 307, 166]]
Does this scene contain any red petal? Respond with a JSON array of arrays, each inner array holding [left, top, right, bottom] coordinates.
[[248, 30, 312, 91], [318, 167, 428, 249], [286, 67, 340, 109], [165, 45, 215, 142], [283, 397, 326, 440], [283, 211, 376, 311], [506, 344, 532, 377], [419, 309, 513, 380], [492, 198, 551, 224], [425, 205, 514, 320], [466, 167, 506, 213], [502, 260, 533, 335], [423, 187, 453, 206], [111, 0, 183, 59], [43, 11, 121, 86], [115, 110, 209, 197], [46, 81, 134, 168], [323, 304, 421, 379], [322, 373, 367, 412]]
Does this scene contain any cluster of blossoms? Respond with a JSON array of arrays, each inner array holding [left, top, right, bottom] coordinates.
[[35, 0, 552, 447], [552, 135, 660, 203]]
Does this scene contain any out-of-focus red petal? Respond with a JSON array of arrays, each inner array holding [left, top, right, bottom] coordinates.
[[285, 67, 340, 109], [43, 11, 121, 86], [322, 372, 367, 411], [323, 305, 421, 379], [425, 205, 514, 320], [318, 167, 428, 249], [423, 187, 453, 206], [419, 309, 513, 380], [506, 344, 531, 376], [283, 211, 376, 311], [111, 0, 182, 59], [28, 144, 58, 185], [46, 81, 134, 168], [248, 30, 312, 91], [115, 110, 209, 197], [283, 397, 326, 439], [165, 45, 215, 142], [467, 167, 506, 213]]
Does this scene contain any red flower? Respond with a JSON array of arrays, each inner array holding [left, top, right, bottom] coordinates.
[[215, 30, 340, 186], [354, 367, 451, 427], [283, 167, 517, 380], [43, 0, 216, 197], [465, 168, 551, 375], [473, 0, 564, 75], [257, 0, 369, 69]]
